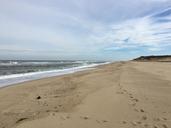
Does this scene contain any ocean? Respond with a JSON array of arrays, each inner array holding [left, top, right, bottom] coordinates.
[[0, 60, 108, 87]]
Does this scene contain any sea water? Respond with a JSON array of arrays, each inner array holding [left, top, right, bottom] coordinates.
[[0, 60, 109, 87]]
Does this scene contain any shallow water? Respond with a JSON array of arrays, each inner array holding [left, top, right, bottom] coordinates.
[[0, 60, 108, 87]]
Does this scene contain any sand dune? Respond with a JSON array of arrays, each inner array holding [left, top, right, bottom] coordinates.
[[133, 55, 171, 62], [0, 62, 170, 128]]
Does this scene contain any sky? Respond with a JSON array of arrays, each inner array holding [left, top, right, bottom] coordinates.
[[0, 0, 171, 60]]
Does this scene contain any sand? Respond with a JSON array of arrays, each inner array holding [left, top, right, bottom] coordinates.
[[0, 62, 170, 128]]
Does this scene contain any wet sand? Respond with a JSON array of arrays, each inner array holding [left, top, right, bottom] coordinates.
[[0, 62, 171, 128]]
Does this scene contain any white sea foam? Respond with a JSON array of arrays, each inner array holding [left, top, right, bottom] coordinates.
[[0, 62, 110, 88]]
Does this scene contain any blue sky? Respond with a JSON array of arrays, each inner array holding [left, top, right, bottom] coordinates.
[[0, 0, 171, 60]]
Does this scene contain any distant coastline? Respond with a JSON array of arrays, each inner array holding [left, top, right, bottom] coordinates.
[[133, 55, 171, 62]]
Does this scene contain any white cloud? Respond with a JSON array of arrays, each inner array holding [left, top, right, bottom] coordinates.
[[88, 8, 171, 52]]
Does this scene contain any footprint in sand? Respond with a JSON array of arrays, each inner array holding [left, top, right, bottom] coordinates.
[[154, 117, 168, 122], [134, 108, 145, 112], [142, 115, 147, 120], [80, 116, 89, 120], [128, 93, 133, 97], [140, 109, 145, 113], [136, 121, 142, 124], [122, 121, 127, 124], [134, 108, 145, 113], [162, 124, 168, 128], [153, 117, 161, 122], [132, 98, 139, 102], [130, 96, 134, 99], [102, 120, 108, 123], [123, 89, 128, 93], [144, 123, 150, 128], [58, 104, 62, 107], [96, 119, 109, 124], [54, 106, 58, 109], [131, 121, 151, 127], [162, 117, 167, 121], [66, 115, 70, 119]]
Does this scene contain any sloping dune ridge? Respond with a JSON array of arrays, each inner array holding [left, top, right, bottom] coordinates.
[[133, 55, 171, 62], [0, 61, 171, 128]]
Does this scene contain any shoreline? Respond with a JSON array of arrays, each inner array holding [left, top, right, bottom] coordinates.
[[0, 62, 111, 88], [0, 62, 170, 128]]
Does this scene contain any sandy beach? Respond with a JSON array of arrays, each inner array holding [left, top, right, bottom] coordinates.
[[0, 62, 171, 128]]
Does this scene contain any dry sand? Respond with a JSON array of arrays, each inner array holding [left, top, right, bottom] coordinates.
[[0, 62, 171, 128]]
